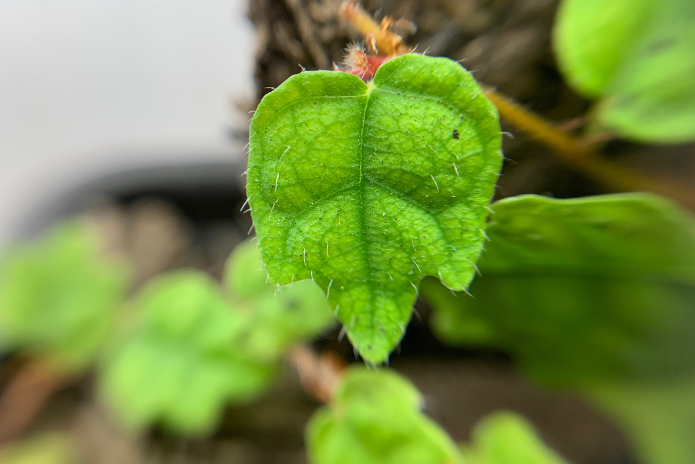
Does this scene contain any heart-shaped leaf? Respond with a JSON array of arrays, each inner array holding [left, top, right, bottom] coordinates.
[[247, 54, 502, 363]]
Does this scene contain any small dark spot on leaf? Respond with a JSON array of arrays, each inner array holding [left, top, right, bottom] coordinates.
[[453, 129, 459, 139]]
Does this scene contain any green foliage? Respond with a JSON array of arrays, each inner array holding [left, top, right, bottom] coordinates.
[[306, 368, 464, 464], [554, 0, 695, 142], [461, 411, 568, 464], [587, 378, 695, 464], [0, 220, 129, 373], [247, 53, 502, 363], [99, 240, 333, 435], [421, 193, 695, 464], [0, 434, 76, 464], [225, 240, 336, 361]]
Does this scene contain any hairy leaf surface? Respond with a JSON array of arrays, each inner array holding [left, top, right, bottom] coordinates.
[[554, 0, 695, 142], [306, 368, 464, 464], [247, 54, 502, 363]]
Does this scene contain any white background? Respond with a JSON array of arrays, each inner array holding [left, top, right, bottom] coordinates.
[[0, 0, 255, 245]]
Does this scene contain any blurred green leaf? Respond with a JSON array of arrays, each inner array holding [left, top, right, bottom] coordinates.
[[587, 378, 695, 464], [99, 271, 276, 435], [461, 411, 568, 464], [554, 0, 695, 142], [0, 220, 129, 373], [306, 368, 464, 464], [421, 193, 695, 464], [99, 240, 333, 435], [0, 434, 76, 464], [224, 239, 335, 361]]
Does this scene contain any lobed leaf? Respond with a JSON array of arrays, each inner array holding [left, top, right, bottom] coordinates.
[[99, 240, 333, 434], [306, 367, 464, 464], [99, 271, 276, 435], [0, 220, 129, 373], [421, 193, 695, 464], [247, 53, 502, 363], [554, 0, 695, 142]]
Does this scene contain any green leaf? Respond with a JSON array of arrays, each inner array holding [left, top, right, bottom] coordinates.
[[247, 53, 502, 363], [421, 193, 695, 464], [224, 239, 335, 361], [99, 271, 276, 435], [462, 411, 569, 464], [554, 0, 695, 142], [306, 367, 465, 464], [0, 219, 129, 373], [587, 378, 695, 464], [423, 193, 695, 385]]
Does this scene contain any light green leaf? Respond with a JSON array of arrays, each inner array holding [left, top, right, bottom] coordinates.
[[306, 367, 464, 464], [99, 271, 276, 435], [554, 0, 695, 142], [224, 239, 335, 361], [0, 219, 129, 373], [421, 193, 695, 464], [247, 53, 502, 363], [462, 411, 569, 464]]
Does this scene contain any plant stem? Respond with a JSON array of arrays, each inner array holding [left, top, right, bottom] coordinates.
[[287, 346, 345, 403], [0, 360, 69, 444], [340, 1, 410, 56], [482, 86, 695, 209]]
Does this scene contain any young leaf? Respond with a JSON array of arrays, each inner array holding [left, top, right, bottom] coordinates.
[[247, 53, 502, 363], [462, 411, 569, 464], [0, 220, 129, 373], [224, 239, 335, 361], [306, 367, 465, 464], [99, 271, 276, 435], [554, 0, 695, 142], [420, 193, 695, 464]]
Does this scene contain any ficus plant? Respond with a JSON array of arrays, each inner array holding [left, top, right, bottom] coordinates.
[[0, 1, 694, 464]]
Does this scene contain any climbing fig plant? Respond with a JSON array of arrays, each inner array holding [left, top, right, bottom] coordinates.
[[247, 53, 502, 363]]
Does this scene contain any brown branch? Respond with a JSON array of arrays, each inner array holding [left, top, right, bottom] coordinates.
[[0, 360, 70, 445], [287, 346, 346, 403]]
